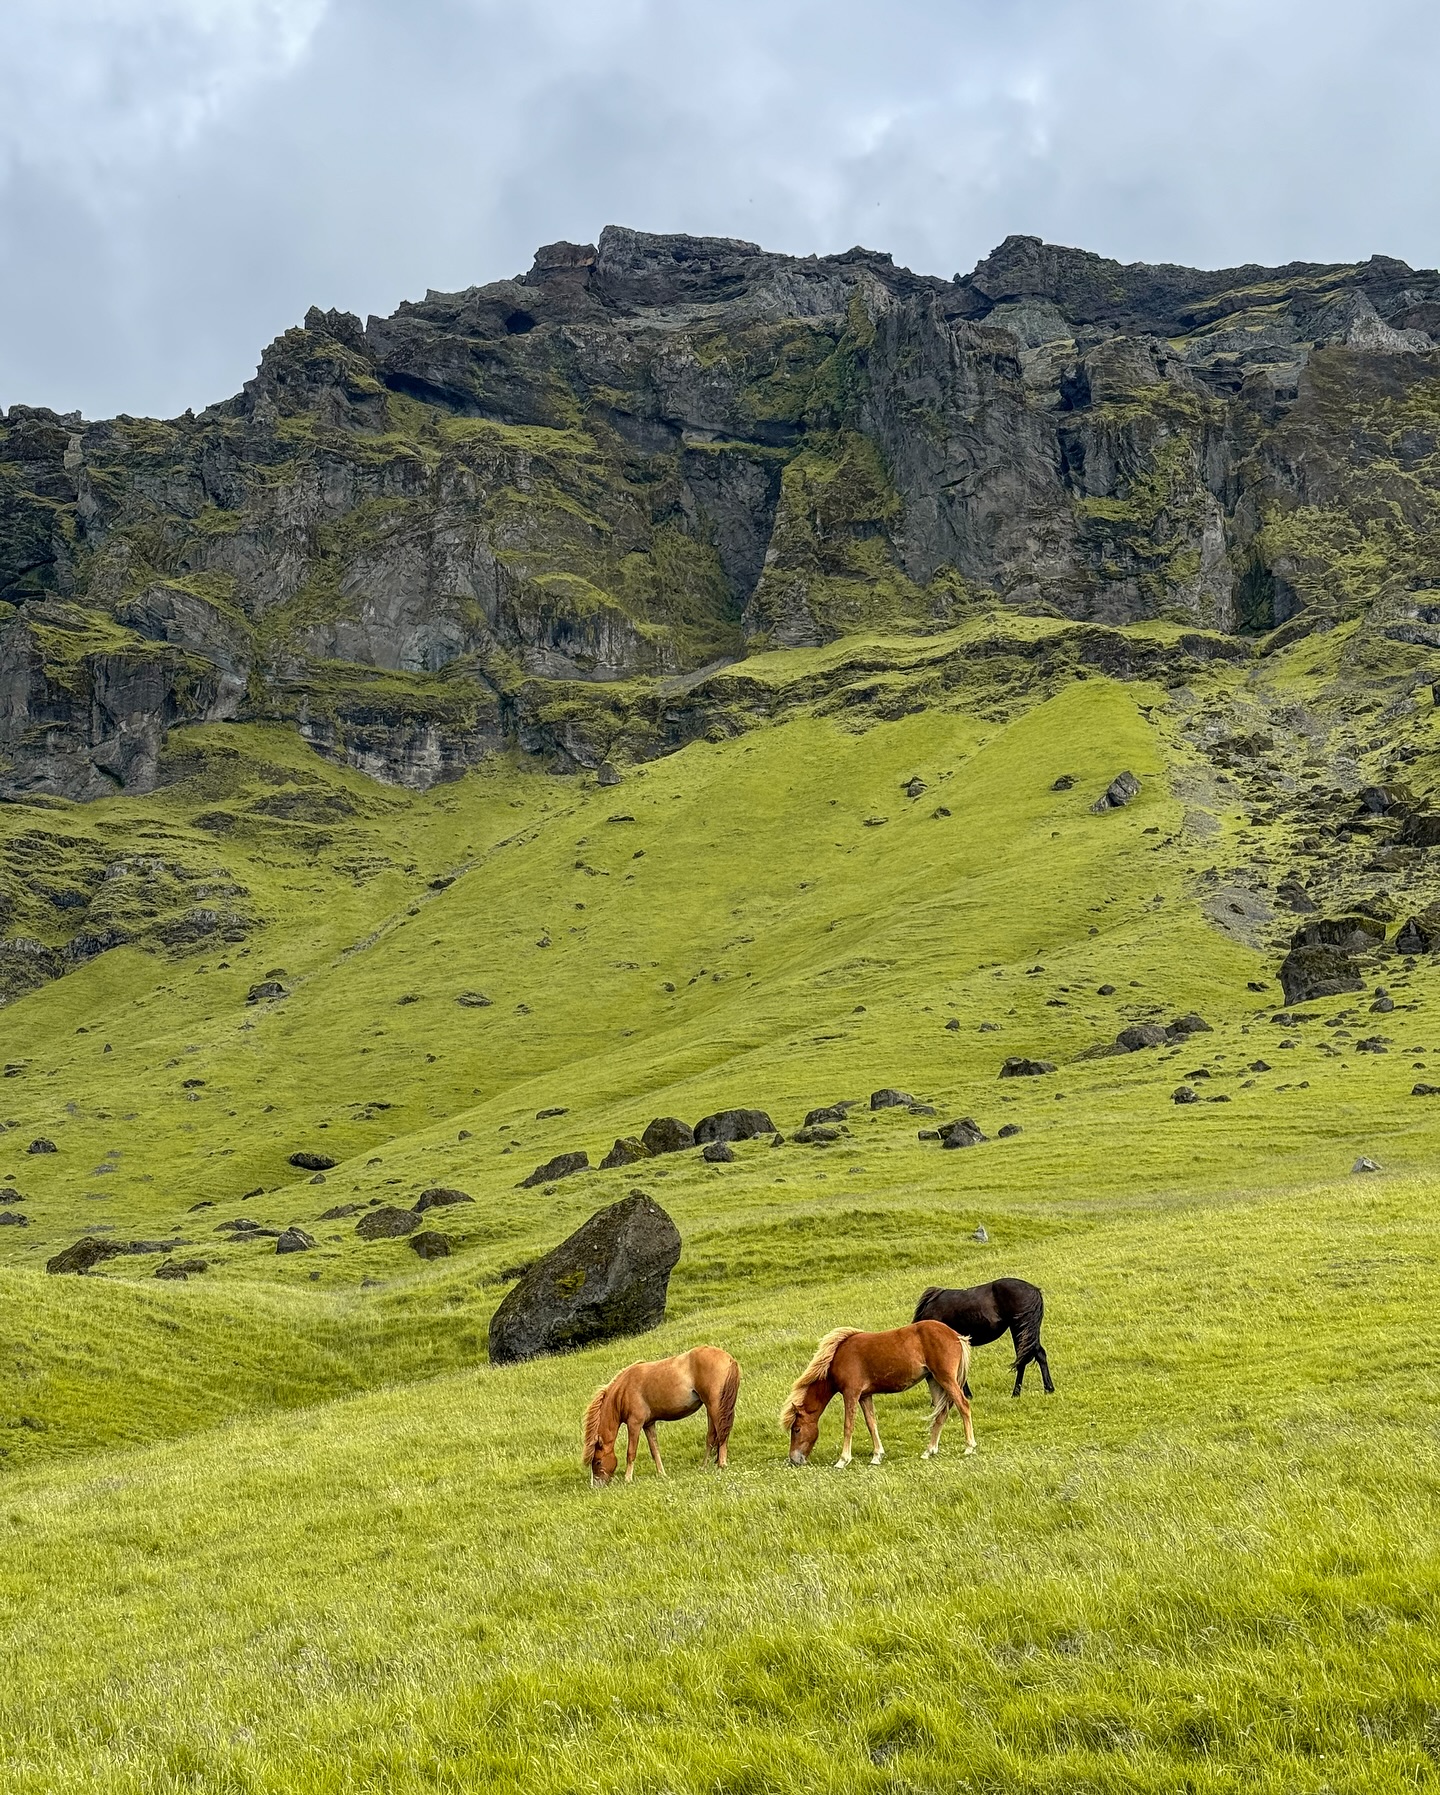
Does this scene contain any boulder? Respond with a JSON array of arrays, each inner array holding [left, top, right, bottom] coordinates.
[[155, 1259, 207, 1280], [702, 1141, 735, 1163], [869, 1089, 914, 1109], [247, 981, 286, 1002], [413, 1186, 474, 1212], [1352, 1157, 1381, 1174], [600, 1136, 651, 1170], [999, 1058, 1055, 1078], [519, 1150, 589, 1189], [793, 1125, 840, 1145], [693, 1108, 774, 1144], [289, 1151, 336, 1172], [47, 1236, 123, 1275], [1167, 1013, 1212, 1037], [1172, 1086, 1199, 1104], [487, 1191, 682, 1365], [1091, 771, 1141, 812], [355, 1206, 420, 1240], [1395, 904, 1440, 954], [275, 1227, 315, 1254], [318, 1203, 362, 1220], [1412, 1083, 1440, 1096], [596, 762, 622, 787], [997, 1123, 1023, 1139], [971, 1224, 989, 1243], [1371, 994, 1395, 1014], [902, 776, 927, 798], [1116, 1023, 1170, 1051], [456, 991, 493, 1007], [940, 1118, 986, 1149], [1291, 914, 1388, 954], [410, 1230, 451, 1259], [641, 1116, 695, 1156], [1051, 774, 1077, 791], [803, 1105, 849, 1126], [0, 1211, 27, 1226], [26, 1138, 56, 1155], [1278, 945, 1365, 1005]]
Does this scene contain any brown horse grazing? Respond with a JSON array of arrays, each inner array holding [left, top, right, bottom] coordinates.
[[582, 1347, 740, 1486], [780, 1321, 975, 1468], [912, 1277, 1053, 1398]]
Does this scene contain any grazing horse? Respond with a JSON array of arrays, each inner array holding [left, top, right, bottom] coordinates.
[[780, 1321, 975, 1468], [582, 1346, 740, 1486], [912, 1276, 1053, 1398]]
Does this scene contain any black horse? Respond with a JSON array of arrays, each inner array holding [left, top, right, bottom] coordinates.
[[912, 1277, 1053, 1398]]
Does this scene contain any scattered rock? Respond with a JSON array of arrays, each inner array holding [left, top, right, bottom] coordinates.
[[309, 1173, 326, 1185], [978, 1021, 1000, 1033], [487, 1191, 682, 1365], [1411, 1083, 1440, 1096], [1395, 904, 1440, 955], [908, 1102, 937, 1116], [1371, 994, 1395, 1013], [318, 1203, 362, 1220], [1097, 984, 1117, 995], [456, 992, 493, 1007], [1248, 1059, 1272, 1073], [693, 1108, 775, 1144], [155, 1259, 207, 1280], [1051, 774, 1076, 791], [1168, 1013, 1212, 1037], [413, 1187, 474, 1213], [26, 1138, 56, 1155], [803, 1105, 849, 1127], [0, 1211, 28, 1226], [999, 1058, 1055, 1078], [997, 1123, 1023, 1139], [793, 1125, 840, 1145], [702, 1141, 735, 1163], [596, 762, 622, 787], [47, 1237, 124, 1274], [410, 1230, 451, 1259], [863, 816, 888, 827], [1352, 1157, 1381, 1174], [275, 1227, 316, 1254], [519, 1150, 590, 1189], [355, 1206, 421, 1239], [1091, 771, 1141, 813], [640, 1116, 695, 1156], [247, 981, 286, 1003], [536, 1106, 568, 1119], [288, 1152, 337, 1172], [971, 1224, 989, 1243], [917, 1129, 940, 1141], [939, 1118, 986, 1149], [599, 1136, 651, 1170], [944, 1018, 961, 1032], [1116, 1023, 1170, 1052], [1172, 1086, 1199, 1104], [869, 1088, 915, 1109]]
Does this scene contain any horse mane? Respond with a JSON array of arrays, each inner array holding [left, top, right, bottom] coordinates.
[[581, 1380, 615, 1465], [779, 1327, 859, 1427]]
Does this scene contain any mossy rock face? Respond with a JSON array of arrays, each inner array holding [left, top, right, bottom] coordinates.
[[487, 1192, 681, 1365]]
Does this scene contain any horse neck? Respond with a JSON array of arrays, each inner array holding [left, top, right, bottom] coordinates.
[[804, 1375, 835, 1417]]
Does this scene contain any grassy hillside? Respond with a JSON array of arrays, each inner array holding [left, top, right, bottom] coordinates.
[[2, 624, 1439, 1790]]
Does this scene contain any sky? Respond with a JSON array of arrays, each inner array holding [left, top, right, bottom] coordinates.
[[3, 0, 1440, 420]]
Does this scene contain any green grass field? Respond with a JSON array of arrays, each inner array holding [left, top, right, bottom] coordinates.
[[2, 623, 1439, 1790]]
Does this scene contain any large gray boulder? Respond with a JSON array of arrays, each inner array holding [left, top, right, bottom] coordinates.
[[487, 1191, 681, 1365], [693, 1107, 775, 1143]]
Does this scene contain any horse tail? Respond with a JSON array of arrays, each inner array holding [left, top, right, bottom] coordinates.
[[581, 1381, 612, 1467], [780, 1327, 859, 1428], [708, 1355, 740, 1459], [1011, 1282, 1045, 1370], [956, 1331, 972, 1397], [912, 1285, 942, 1324]]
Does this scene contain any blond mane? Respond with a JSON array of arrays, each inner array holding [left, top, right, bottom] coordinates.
[[581, 1380, 615, 1464], [779, 1327, 859, 1427]]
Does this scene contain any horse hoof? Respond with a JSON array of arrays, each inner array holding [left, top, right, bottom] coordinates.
[[964, 1443, 977, 1456], [921, 1448, 936, 1460], [870, 1454, 884, 1467], [833, 1458, 851, 1470]]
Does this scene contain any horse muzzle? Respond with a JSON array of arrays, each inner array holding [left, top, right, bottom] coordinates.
[[788, 1449, 809, 1467]]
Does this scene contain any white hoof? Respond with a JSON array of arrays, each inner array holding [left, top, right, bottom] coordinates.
[[921, 1447, 937, 1459], [869, 1451, 885, 1466], [833, 1456, 851, 1470], [963, 1442, 977, 1456]]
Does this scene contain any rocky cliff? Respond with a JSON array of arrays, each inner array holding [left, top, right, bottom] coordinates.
[[5, 225, 1440, 797]]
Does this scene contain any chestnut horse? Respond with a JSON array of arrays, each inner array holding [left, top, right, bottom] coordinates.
[[780, 1321, 975, 1468], [582, 1346, 740, 1486]]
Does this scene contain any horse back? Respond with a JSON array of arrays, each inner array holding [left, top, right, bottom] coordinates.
[[914, 1276, 1040, 1344]]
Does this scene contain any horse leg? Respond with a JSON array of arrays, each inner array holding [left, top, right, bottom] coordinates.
[[939, 1372, 977, 1455], [623, 1422, 641, 1483], [860, 1395, 884, 1466], [922, 1374, 947, 1459], [1037, 1344, 1055, 1394], [1009, 1321, 1031, 1398], [834, 1390, 857, 1468], [644, 1421, 667, 1478]]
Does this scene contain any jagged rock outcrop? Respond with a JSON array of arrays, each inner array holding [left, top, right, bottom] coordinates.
[[6, 225, 1440, 797]]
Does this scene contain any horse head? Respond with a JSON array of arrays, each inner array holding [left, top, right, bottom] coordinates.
[[782, 1381, 827, 1465], [587, 1436, 618, 1487]]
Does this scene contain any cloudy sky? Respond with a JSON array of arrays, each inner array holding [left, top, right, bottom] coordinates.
[[3, 0, 1438, 419]]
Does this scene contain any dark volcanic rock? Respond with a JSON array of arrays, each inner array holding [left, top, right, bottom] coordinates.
[[999, 1057, 1055, 1077], [410, 1229, 451, 1259], [869, 1088, 915, 1109], [155, 1258, 207, 1279], [1279, 945, 1367, 1005], [0, 1210, 28, 1226], [640, 1116, 695, 1156], [1051, 774, 1077, 791], [1167, 1013, 1212, 1037], [247, 980, 286, 1003], [599, 1136, 651, 1170], [693, 1108, 774, 1144], [519, 1150, 589, 1188], [1172, 1086, 1200, 1104], [1091, 771, 1141, 813], [997, 1123, 1023, 1138], [275, 1227, 316, 1254], [702, 1141, 736, 1163], [289, 1151, 337, 1172], [413, 1186, 474, 1212], [939, 1117, 987, 1148], [793, 1125, 840, 1145], [1395, 904, 1440, 954], [487, 1190, 682, 1365], [47, 1236, 123, 1274], [355, 1206, 421, 1239], [804, 1104, 849, 1126], [26, 1138, 56, 1154], [318, 1203, 362, 1220], [1116, 1023, 1170, 1051]]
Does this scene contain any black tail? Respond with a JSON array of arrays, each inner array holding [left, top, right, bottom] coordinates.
[[912, 1285, 942, 1325], [1011, 1284, 1045, 1369]]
